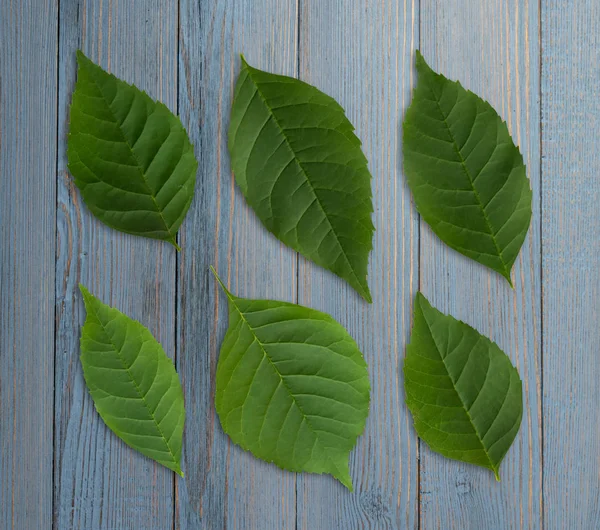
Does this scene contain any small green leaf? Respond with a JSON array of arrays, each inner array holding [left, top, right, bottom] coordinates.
[[228, 57, 374, 302], [68, 51, 198, 249], [403, 51, 532, 285], [212, 268, 370, 490], [79, 285, 185, 476], [404, 293, 522, 479]]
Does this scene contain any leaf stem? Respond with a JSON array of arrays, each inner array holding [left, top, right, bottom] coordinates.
[[210, 266, 231, 296]]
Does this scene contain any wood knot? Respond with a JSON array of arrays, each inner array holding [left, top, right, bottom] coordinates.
[[359, 489, 389, 520]]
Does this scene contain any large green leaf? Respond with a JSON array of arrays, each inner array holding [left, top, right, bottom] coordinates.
[[212, 269, 370, 490], [403, 51, 532, 285], [79, 285, 185, 476], [228, 57, 374, 302], [68, 51, 197, 249], [404, 293, 522, 479]]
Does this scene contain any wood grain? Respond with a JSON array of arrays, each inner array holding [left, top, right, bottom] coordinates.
[[2, 0, 599, 528], [418, 0, 542, 528], [296, 1, 420, 528], [175, 1, 298, 528], [0, 1, 57, 528], [54, 1, 178, 528], [541, 2, 600, 528]]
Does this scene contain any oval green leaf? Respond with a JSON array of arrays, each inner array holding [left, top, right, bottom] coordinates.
[[212, 269, 370, 490], [79, 285, 185, 476], [228, 57, 374, 302], [404, 292, 522, 479], [403, 51, 532, 285], [68, 51, 198, 249]]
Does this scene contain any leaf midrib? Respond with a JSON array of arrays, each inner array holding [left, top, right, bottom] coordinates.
[[419, 304, 499, 478], [427, 86, 512, 283], [244, 65, 370, 301], [83, 65, 179, 248], [223, 291, 348, 482], [84, 297, 180, 473]]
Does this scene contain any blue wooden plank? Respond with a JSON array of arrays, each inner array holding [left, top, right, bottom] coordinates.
[[0, 1, 57, 528], [175, 1, 298, 528], [1, 0, 596, 527], [295, 2, 420, 528], [54, 1, 178, 528], [418, 0, 542, 528], [541, 2, 600, 528]]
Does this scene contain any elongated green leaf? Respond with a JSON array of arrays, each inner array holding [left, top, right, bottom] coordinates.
[[68, 51, 197, 249], [403, 51, 532, 285], [228, 57, 374, 302], [79, 285, 185, 476], [404, 293, 522, 479], [212, 269, 370, 490]]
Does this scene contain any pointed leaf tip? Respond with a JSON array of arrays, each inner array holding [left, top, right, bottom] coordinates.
[[78, 283, 94, 304], [75, 50, 96, 72], [335, 468, 354, 491], [415, 50, 430, 72], [414, 291, 432, 313]]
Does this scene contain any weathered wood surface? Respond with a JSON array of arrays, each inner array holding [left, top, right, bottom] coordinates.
[[54, 1, 178, 529], [296, 2, 419, 529], [541, 2, 600, 529], [418, 1, 543, 528], [0, 1, 57, 529], [175, 1, 298, 529], [1, 0, 598, 528]]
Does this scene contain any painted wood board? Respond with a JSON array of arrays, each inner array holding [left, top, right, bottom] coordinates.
[[175, 1, 298, 528], [541, 1, 600, 528], [418, 0, 543, 528], [0, 1, 57, 529], [296, 1, 420, 529], [54, 1, 178, 528], [1, 0, 599, 528]]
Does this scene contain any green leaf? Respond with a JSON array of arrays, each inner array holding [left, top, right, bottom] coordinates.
[[212, 268, 370, 490], [228, 57, 374, 302], [68, 51, 198, 249], [79, 285, 185, 476], [403, 51, 532, 285], [404, 293, 522, 480]]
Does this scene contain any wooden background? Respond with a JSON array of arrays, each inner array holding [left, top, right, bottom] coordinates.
[[1, 0, 598, 528]]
